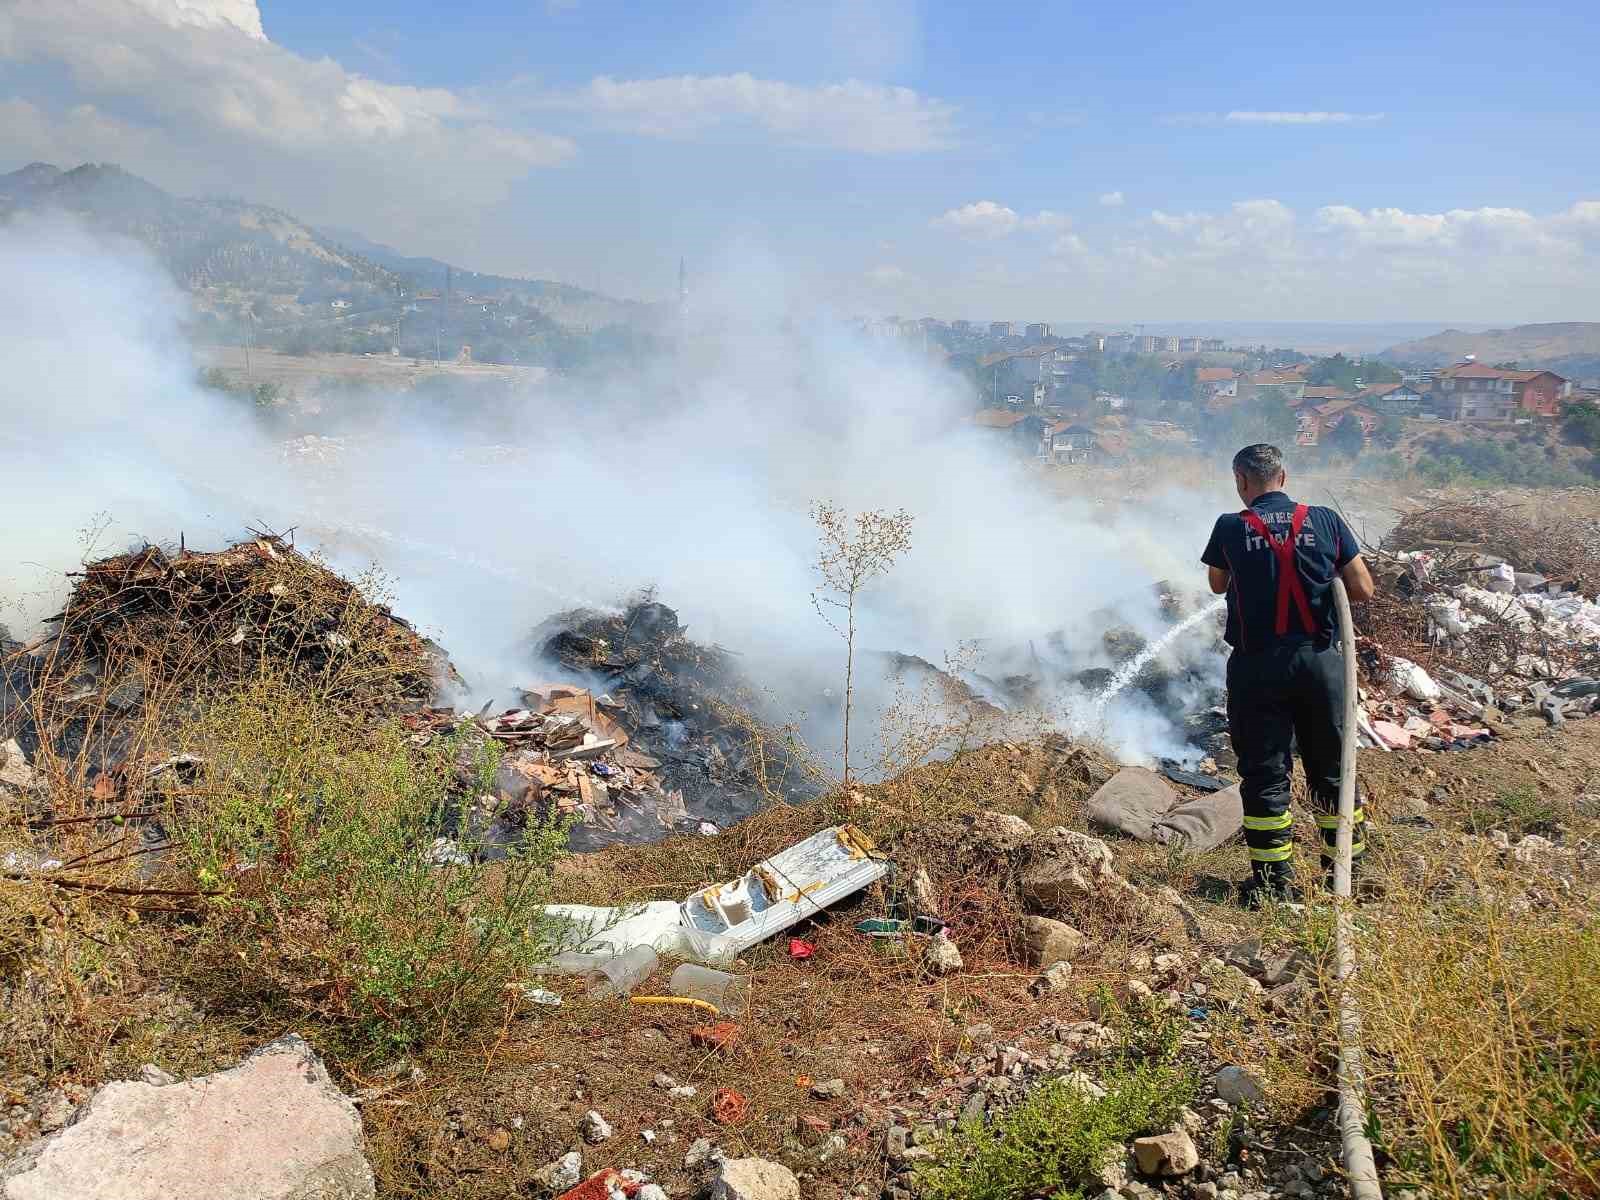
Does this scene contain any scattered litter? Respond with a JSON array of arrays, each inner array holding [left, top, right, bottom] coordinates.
[[1388, 656, 1442, 702], [680, 825, 890, 964], [787, 937, 816, 960], [1159, 765, 1229, 793], [1085, 767, 1243, 853], [555, 1170, 633, 1200], [544, 902, 690, 958], [1370, 720, 1413, 751], [629, 996, 719, 1016], [588, 947, 659, 999], [669, 963, 749, 1017], [690, 1022, 741, 1054], [710, 1087, 749, 1125], [515, 986, 563, 1007], [542, 825, 888, 968]]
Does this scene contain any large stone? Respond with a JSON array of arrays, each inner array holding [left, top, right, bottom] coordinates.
[[1031, 961, 1074, 997], [1020, 915, 1086, 967], [960, 811, 1036, 858], [1212, 1065, 1266, 1107], [0, 1035, 373, 1200], [712, 1156, 801, 1200], [531, 1151, 582, 1192], [924, 935, 964, 975], [0, 739, 35, 793], [1132, 1129, 1199, 1176], [1019, 827, 1121, 913]]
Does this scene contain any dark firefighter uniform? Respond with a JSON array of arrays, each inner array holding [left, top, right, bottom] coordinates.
[[1202, 491, 1365, 889]]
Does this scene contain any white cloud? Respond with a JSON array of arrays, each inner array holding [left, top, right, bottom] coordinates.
[[127, 0, 265, 39], [930, 200, 1020, 238], [931, 202, 1069, 239], [0, 0, 574, 251], [1098, 191, 1125, 207], [1225, 110, 1384, 125], [1163, 111, 1384, 127], [558, 74, 957, 153], [1312, 203, 1563, 255], [1035, 196, 1600, 317], [1049, 233, 1089, 257]]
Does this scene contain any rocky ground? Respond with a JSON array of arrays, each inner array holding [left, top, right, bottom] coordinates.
[[5, 708, 1595, 1199]]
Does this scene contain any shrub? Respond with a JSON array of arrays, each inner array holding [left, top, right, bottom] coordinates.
[[914, 1061, 1198, 1200], [165, 680, 566, 1056], [916, 987, 1196, 1200]]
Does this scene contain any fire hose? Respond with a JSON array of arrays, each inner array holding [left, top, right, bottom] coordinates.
[[1331, 578, 1383, 1200]]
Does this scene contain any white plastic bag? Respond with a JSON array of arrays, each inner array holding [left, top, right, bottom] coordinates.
[[1388, 655, 1442, 702]]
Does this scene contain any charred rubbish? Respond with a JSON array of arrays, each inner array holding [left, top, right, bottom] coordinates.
[[532, 599, 821, 840]]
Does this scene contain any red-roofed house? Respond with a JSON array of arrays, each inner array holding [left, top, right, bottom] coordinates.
[[1249, 370, 1306, 401], [1431, 362, 1569, 422], [1506, 370, 1570, 418], [1359, 381, 1428, 415], [1043, 420, 1097, 464], [1296, 400, 1380, 447], [1194, 366, 1239, 409]]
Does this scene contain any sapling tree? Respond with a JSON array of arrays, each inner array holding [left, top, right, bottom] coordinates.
[[811, 503, 914, 784]]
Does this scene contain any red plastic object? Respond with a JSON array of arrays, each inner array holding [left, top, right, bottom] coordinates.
[[555, 1170, 642, 1200], [690, 1020, 741, 1053], [712, 1086, 750, 1125], [788, 937, 816, 960]]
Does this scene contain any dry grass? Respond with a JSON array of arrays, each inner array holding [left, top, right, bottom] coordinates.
[[1352, 841, 1600, 1199], [1219, 718, 1600, 1200]]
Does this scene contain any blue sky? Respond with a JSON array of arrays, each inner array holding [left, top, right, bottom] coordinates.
[[3, 0, 1598, 322]]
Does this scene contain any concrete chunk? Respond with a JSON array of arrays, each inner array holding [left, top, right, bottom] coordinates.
[[1, 1035, 374, 1200]]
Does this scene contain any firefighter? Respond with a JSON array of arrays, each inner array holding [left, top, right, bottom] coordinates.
[[1201, 444, 1376, 906]]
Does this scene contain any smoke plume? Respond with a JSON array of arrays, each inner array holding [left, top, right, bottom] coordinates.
[[0, 218, 1229, 769]]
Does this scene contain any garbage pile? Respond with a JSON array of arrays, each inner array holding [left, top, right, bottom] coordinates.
[[2, 535, 451, 780], [472, 685, 695, 851], [1356, 502, 1600, 750], [48, 535, 444, 706], [532, 599, 821, 834]]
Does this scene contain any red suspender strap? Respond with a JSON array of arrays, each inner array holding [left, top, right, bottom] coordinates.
[[1239, 504, 1318, 636]]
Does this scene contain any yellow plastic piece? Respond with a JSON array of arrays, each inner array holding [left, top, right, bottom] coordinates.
[[628, 995, 720, 1016], [837, 824, 879, 860]]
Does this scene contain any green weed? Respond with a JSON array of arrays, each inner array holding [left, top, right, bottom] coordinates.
[[914, 1062, 1198, 1200], [1465, 782, 1566, 838], [166, 680, 567, 1056]]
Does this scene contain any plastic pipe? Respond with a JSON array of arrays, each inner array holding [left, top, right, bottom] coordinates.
[[1331, 578, 1383, 1200]]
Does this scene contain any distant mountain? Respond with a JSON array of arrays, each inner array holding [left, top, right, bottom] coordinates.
[[0, 162, 650, 335], [322, 226, 651, 331], [1, 161, 402, 306], [1380, 323, 1600, 379]]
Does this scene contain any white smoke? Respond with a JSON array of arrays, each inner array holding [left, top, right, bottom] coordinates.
[[0, 218, 1228, 769]]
